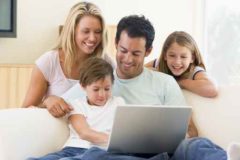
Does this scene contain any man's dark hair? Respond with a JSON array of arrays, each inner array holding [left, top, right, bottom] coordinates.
[[115, 15, 155, 50], [79, 57, 114, 87]]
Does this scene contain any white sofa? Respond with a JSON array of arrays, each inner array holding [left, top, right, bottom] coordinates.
[[0, 85, 239, 160]]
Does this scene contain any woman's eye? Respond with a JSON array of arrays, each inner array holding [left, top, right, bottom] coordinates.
[[95, 30, 102, 34]]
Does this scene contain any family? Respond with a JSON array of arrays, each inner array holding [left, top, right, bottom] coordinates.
[[23, 2, 225, 160]]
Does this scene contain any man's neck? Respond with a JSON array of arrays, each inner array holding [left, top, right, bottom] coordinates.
[[116, 68, 144, 80]]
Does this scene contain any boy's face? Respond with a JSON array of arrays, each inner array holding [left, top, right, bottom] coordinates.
[[83, 75, 112, 106], [115, 31, 151, 79]]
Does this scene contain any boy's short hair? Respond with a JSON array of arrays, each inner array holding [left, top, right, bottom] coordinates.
[[79, 57, 114, 87], [115, 15, 155, 50]]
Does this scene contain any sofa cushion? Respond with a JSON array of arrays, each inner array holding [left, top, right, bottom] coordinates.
[[0, 108, 69, 160], [182, 85, 240, 149]]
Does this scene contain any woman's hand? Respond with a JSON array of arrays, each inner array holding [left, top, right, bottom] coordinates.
[[43, 95, 73, 117]]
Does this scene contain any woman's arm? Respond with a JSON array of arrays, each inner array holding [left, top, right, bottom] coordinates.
[[22, 66, 72, 117], [22, 66, 48, 107], [178, 72, 218, 98], [69, 114, 109, 145]]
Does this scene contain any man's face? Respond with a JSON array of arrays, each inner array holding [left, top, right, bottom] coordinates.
[[115, 31, 151, 79]]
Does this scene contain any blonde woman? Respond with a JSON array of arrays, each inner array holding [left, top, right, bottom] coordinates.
[[23, 2, 110, 117]]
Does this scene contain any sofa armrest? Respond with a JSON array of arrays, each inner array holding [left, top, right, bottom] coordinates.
[[0, 108, 69, 160], [183, 85, 240, 150]]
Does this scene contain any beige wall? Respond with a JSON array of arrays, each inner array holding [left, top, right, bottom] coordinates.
[[0, 0, 204, 64]]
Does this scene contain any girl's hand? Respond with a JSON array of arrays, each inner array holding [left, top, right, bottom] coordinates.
[[176, 72, 218, 98], [43, 95, 73, 117], [177, 78, 188, 89]]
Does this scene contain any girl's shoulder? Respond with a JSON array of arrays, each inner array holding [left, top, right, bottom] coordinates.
[[153, 58, 159, 68], [193, 66, 205, 71], [190, 66, 205, 80], [144, 59, 159, 71]]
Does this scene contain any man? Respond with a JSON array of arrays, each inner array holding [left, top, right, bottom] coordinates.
[[113, 15, 198, 138], [112, 15, 185, 106], [79, 15, 227, 160]]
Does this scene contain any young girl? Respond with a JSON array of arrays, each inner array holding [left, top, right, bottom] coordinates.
[[29, 57, 125, 160], [145, 31, 218, 98]]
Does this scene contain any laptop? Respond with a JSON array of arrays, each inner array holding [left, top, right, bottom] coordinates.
[[107, 105, 192, 154]]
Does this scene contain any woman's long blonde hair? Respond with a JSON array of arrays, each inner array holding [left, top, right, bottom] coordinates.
[[158, 31, 206, 78], [54, 2, 107, 76]]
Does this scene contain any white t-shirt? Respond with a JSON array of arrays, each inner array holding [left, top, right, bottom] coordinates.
[[36, 50, 78, 97], [64, 96, 125, 149], [36, 50, 115, 98]]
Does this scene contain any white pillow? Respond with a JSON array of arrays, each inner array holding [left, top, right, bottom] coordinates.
[[227, 142, 240, 160], [0, 108, 69, 160]]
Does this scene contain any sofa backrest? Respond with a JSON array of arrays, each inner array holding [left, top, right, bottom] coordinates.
[[182, 85, 240, 149]]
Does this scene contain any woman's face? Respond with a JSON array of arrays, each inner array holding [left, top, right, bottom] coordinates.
[[75, 15, 102, 55], [164, 42, 194, 76]]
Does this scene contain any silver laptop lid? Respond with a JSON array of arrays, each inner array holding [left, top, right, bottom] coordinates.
[[107, 105, 192, 154]]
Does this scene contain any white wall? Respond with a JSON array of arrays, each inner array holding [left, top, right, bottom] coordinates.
[[0, 0, 204, 64]]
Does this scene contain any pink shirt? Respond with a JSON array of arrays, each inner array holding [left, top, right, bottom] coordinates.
[[36, 50, 78, 97]]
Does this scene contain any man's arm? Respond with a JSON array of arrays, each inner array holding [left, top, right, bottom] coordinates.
[[164, 76, 186, 105], [164, 76, 198, 137]]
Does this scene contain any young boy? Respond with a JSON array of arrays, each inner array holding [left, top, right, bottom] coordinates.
[[29, 57, 125, 160]]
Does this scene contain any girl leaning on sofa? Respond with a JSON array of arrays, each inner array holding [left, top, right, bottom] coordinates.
[[145, 31, 218, 98], [22, 2, 113, 118], [145, 31, 219, 138]]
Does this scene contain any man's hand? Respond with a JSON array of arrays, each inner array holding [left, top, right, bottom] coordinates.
[[43, 95, 73, 117]]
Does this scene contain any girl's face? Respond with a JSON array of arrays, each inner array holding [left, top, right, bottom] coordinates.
[[75, 15, 102, 55], [83, 75, 112, 106], [164, 42, 194, 76]]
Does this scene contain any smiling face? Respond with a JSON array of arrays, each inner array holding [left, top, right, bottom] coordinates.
[[116, 31, 151, 79], [83, 75, 112, 106], [75, 15, 102, 55], [164, 42, 194, 76]]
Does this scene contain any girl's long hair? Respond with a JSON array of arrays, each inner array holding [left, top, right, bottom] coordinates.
[[158, 31, 206, 78]]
